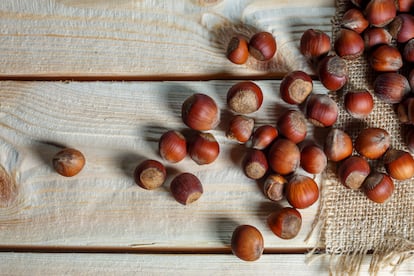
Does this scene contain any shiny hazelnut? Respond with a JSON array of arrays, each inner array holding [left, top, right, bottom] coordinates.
[[396, 0, 414, 12], [249, 32, 277, 61], [227, 115, 255, 143], [362, 172, 394, 203], [344, 90, 374, 118], [251, 125, 278, 150], [388, 13, 414, 43], [134, 159, 167, 190], [267, 138, 300, 175], [159, 130, 187, 163], [300, 144, 327, 174], [337, 155, 371, 190], [227, 81, 263, 114], [181, 93, 220, 131], [341, 8, 369, 34], [170, 172, 203, 205], [373, 73, 411, 104], [324, 128, 353, 162], [334, 29, 365, 60], [397, 97, 414, 124], [306, 94, 338, 127], [267, 207, 302, 239], [317, 55, 348, 91], [277, 109, 307, 144], [52, 148, 85, 177], [227, 36, 249, 65], [365, 0, 397, 27], [285, 174, 319, 209], [231, 225, 264, 261], [299, 29, 331, 59], [403, 39, 414, 63], [279, 71, 313, 105], [243, 149, 268, 180], [369, 45, 403, 72], [383, 148, 414, 180], [263, 174, 287, 201], [355, 128, 391, 159], [188, 132, 220, 165], [363, 27, 393, 49], [409, 69, 414, 90], [405, 127, 414, 154]]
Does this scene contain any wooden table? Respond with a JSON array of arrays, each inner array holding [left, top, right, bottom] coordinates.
[[0, 1, 412, 275]]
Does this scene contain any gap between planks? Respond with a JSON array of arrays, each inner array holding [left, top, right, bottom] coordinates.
[[0, 245, 319, 255], [0, 72, 316, 82]]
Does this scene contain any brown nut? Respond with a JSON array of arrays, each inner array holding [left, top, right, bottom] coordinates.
[[337, 155, 371, 190], [300, 144, 327, 174], [251, 125, 278, 150], [383, 148, 414, 180], [227, 36, 249, 65], [299, 29, 331, 59], [306, 94, 338, 127], [285, 174, 319, 209], [365, 0, 397, 27], [369, 45, 403, 72], [362, 172, 394, 203], [248, 32, 277, 61], [373, 73, 411, 104], [324, 128, 353, 162], [159, 130, 187, 163], [344, 90, 374, 119], [181, 93, 220, 131], [277, 109, 307, 144], [334, 28, 365, 60], [188, 132, 220, 165], [263, 174, 287, 201], [317, 55, 348, 91], [52, 148, 86, 177], [231, 225, 264, 262], [227, 81, 263, 114], [170, 172, 203, 205], [243, 149, 268, 180], [267, 207, 302, 239], [267, 138, 300, 175], [227, 115, 255, 143], [355, 128, 391, 159], [279, 71, 313, 105], [134, 159, 167, 190]]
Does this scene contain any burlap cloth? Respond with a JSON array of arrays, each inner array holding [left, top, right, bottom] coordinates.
[[308, 1, 414, 274]]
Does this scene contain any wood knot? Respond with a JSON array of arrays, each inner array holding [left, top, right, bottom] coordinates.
[[0, 165, 17, 208]]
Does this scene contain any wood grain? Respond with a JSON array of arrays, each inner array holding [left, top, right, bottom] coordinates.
[[0, 80, 330, 250], [1, 252, 413, 275], [0, 0, 335, 79]]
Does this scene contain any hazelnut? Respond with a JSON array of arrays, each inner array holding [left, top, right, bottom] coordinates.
[[52, 148, 85, 177]]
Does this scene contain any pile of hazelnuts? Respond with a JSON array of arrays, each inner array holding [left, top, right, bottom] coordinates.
[[49, 0, 414, 263]]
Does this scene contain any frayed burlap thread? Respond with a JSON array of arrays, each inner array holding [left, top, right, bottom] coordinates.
[[308, 1, 414, 275]]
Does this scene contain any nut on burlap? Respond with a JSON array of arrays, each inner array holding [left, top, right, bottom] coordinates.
[[308, 1, 414, 275]]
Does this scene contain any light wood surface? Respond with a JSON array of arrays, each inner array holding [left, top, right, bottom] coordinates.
[[0, 80, 327, 250], [2, 0, 412, 275], [0, 0, 335, 78], [1, 252, 413, 275]]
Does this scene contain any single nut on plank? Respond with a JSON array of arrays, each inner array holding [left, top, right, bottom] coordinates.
[[134, 159, 167, 190], [231, 225, 264, 262], [263, 174, 287, 201], [181, 93, 220, 131], [170, 172, 203, 205], [159, 130, 187, 163], [243, 149, 268, 180], [285, 174, 319, 209], [279, 70, 313, 105], [52, 148, 85, 177], [267, 207, 302, 239], [227, 81, 263, 114]]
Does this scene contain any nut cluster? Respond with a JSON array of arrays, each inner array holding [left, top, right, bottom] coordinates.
[[226, 31, 277, 64]]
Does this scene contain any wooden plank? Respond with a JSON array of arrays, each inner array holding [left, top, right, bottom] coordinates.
[[0, 80, 329, 250], [1, 253, 413, 275], [0, 0, 335, 78]]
